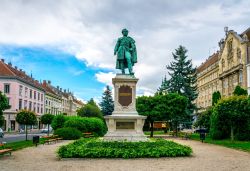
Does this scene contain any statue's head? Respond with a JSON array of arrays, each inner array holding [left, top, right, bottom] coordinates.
[[122, 28, 129, 36]]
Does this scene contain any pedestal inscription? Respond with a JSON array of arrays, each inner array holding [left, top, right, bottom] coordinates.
[[118, 85, 132, 106], [116, 122, 135, 129]]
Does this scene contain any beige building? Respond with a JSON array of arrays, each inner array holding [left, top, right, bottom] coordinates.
[[196, 52, 220, 110], [196, 27, 250, 111]]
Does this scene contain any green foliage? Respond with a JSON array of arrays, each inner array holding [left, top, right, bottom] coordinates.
[[77, 99, 103, 119], [212, 91, 221, 106], [99, 85, 114, 116], [41, 114, 54, 125], [137, 93, 187, 137], [194, 107, 213, 130], [16, 110, 37, 141], [58, 138, 192, 158], [0, 91, 11, 127], [210, 96, 250, 140], [41, 114, 54, 135], [159, 46, 198, 120], [51, 114, 67, 130], [54, 127, 82, 140], [233, 85, 248, 96], [16, 110, 37, 125], [64, 116, 106, 136]]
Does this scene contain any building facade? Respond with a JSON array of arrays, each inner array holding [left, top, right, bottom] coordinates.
[[0, 59, 45, 131], [196, 52, 220, 110], [196, 27, 250, 111]]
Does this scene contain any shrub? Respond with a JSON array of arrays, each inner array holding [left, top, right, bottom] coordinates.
[[51, 114, 67, 130], [54, 127, 82, 140], [64, 116, 107, 136], [210, 96, 250, 140], [58, 138, 192, 158], [77, 102, 103, 119]]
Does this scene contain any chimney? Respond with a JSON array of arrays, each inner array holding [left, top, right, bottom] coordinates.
[[64, 89, 66, 93], [60, 88, 62, 92], [57, 86, 59, 90], [8, 62, 12, 66], [15, 66, 18, 69], [1, 59, 4, 62], [43, 80, 46, 86], [20, 69, 22, 72], [48, 80, 51, 85]]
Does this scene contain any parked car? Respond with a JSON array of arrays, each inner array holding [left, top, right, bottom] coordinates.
[[40, 126, 53, 133], [0, 128, 4, 138]]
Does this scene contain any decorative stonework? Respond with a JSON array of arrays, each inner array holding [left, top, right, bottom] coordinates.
[[104, 74, 147, 141]]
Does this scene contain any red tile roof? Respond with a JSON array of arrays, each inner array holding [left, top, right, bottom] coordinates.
[[0, 60, 44, 90], [197, 52, 219, 73]]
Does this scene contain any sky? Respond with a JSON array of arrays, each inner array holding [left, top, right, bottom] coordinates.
[[0, 0, 249, 102]]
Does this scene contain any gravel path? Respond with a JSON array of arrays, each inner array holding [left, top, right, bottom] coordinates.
[[0, 139, 250, 171]]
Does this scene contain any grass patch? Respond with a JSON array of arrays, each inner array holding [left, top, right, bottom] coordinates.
[[190, 133, 250, 152], [0, 138, 47, 151], [58, 138, 192, 159], [144, 131, 167, 135]]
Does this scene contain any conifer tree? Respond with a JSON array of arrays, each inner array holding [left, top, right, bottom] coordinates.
[[100, 85, 114, 116], [159, 46, 198, 125]]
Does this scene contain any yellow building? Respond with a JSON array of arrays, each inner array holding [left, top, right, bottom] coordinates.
[[196, 52, 220, 110], [218, 28, 250, 96], [196, 27, 250, 110]]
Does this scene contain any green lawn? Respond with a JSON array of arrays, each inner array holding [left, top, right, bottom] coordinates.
[[144, 131, 166, 135], [0, 138, 47, 151], [190, 133, 250, 152]]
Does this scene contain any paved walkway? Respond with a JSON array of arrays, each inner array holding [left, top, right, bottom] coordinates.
[[0, 139, 250, 171]]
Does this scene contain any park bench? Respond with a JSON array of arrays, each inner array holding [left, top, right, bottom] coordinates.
[[43, 135, 63, 145], [44, 139, 57, 145], [0, 143, 12, 156], [83, 132, 94, 138]]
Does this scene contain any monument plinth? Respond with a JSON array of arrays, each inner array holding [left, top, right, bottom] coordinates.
[[104, 74, 147, 141]]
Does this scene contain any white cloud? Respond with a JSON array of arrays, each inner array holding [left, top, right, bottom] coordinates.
[[95, 72, 115, 86], [0, 0, 250, 96]]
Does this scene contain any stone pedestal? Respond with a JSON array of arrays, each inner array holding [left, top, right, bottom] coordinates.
[[104, 74, 147, 141]]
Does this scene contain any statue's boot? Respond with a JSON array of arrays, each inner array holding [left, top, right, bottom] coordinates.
[[122, 69, 125, 74], [129, 68, 134, 75]]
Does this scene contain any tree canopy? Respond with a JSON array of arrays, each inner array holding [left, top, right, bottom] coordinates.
[[41, 114, 54, 135], [16, 110, 37, 140], [77, 99, 103, 119], [233, 85, 248, 96], [212, 91, 221, 106], [0, 91, 11, 127]]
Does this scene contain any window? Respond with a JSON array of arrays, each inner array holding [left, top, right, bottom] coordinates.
[[237, 48, 242, 64], [29, 101, 32, 111], [38, 93, 40, 101], [4, 84, 10, 94], [30, 89, 32, 98], [222, 59, 225, 71], [223, 79, 228, 88], [41, 94, 43, 101], [41, 104, 43, 114], [34, 91, 36, 99], [7, 98, 10, 105], [24, 100, 27, 110], [239, 71, 243, 84], [33, 103, 36, 112], [19, 85, 23, 96], [25, 87, 28, 97], [37, 103, 40, 114], [19, 99, 22, 110]]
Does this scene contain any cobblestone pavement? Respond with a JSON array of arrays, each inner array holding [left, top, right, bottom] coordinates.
[[0, 139, 250, 171]]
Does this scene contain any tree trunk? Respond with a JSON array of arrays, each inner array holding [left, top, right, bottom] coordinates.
[[47, 124, 49, 136], [150, 120, 154, 138], [231, 125, 234, 141], [25, 125, 28, 141]]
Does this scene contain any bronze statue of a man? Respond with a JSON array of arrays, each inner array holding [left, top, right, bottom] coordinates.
[[114, 28, 137, 75]]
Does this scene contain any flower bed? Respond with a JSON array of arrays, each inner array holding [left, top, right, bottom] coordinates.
[[58, 138, 192, 159]]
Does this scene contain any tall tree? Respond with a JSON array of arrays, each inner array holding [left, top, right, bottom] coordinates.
[[100, 85, 114, 116], [212, 91, 221, 106], [159, 45, 197, 125], [0, 91, 11, 127], [16, 110, 37, 141]]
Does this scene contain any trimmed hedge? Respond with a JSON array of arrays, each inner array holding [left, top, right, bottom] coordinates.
[[51, 114, 67, 130], [64, 116, 107, 136], [58, 138, 192, 158], [54, 127, 82, 140]]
